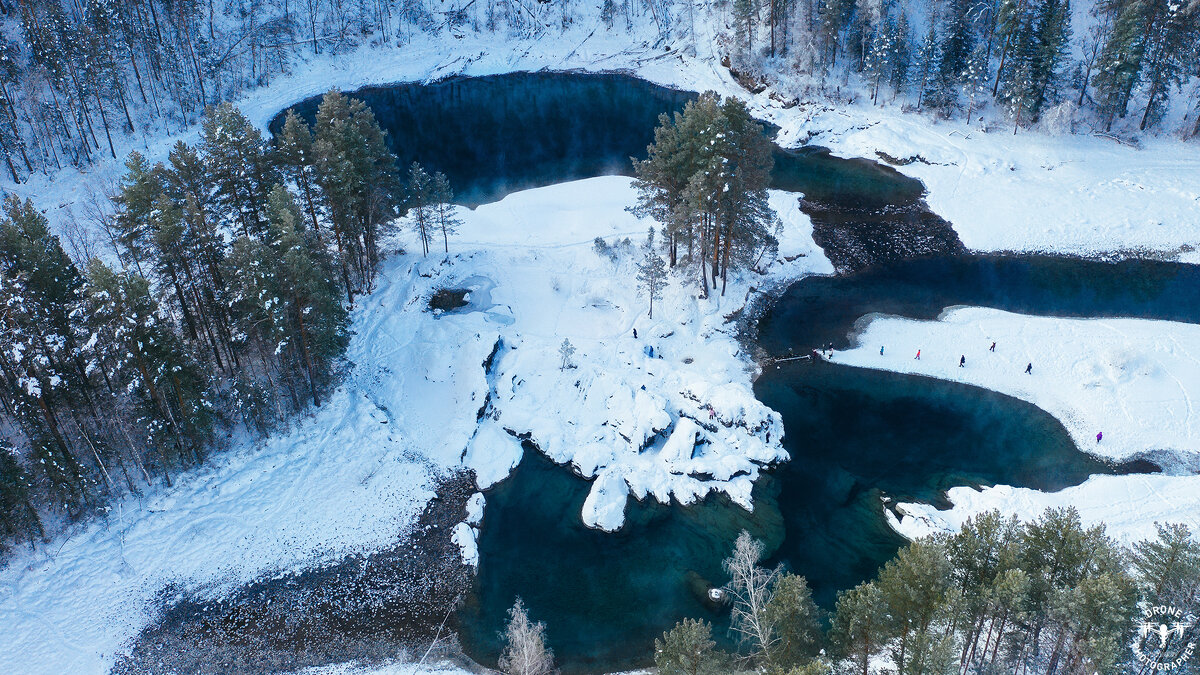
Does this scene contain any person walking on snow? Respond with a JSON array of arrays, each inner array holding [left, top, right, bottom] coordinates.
[[1025, 362, 1033, 374], [880, 346, 884, 356], [915, 349, 921, 360], [633, 328, 637, 339], [990, 342, 996, 352], [1096, 431, 1103, 443], [959, 355, 966, 368]]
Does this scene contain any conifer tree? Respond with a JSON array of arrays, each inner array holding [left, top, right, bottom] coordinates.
[[636, 227, 667, 319], [274, 110, 323, 236], [199, 102, 278, 238], [312, 90, 398, 294], [0, 440, 43, 549], [831, 581, 887, 675], [0, 196, 91, 506], [655, 618, 729, 675], [407, 161, 434, 258], [874, 538, 954, 674], [263, 184, 349, 406], [1135, 0, 1199, 129], [430, 171, 461, 259]]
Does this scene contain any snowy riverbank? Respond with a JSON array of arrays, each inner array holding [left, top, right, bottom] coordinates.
[[1, 22, 1198, 675], [836, 307, 1200, 543], [0, 176, 830, 674]]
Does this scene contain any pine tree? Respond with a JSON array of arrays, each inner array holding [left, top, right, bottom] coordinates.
[[634, 93, 775, 297], [654, 618, 730, 675], [273, 110, 323, 236], [830, 581, 887, 675], [874, 538, 953, 674], [1092, 0, 1156, 129], [0, 441, 43, 550], [1129, 523, 1200, 670], [763, 573, 823, 669], [199, 102, 278, 238], [938, 0, 977, 87], [407, 162, 434, 258], [889, 11, 913, 97], [84, 261, 213, 480], [311, 90, 398, 294], [112, 151, 166, 275], [1135, 0, 1199, 129], [264, 184, 349, 406], [733, 0, 758, 64], [430, 171, 461, 259], [0, 196, 91, 507], [636, 227, 667, 319], [914, 23, 940, 110], [962, 46, 991, 124]]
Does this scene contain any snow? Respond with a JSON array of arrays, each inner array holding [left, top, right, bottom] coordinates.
[[836, 307, 1200, 464], [891, 474, 1200, 547], [0, 176, 828, 674], [782, 106, 1200, 258], [426, 177, 827, 531], [1, 14, 1197, 675], [464, 493, 485, 526], [451, 522, 479, 567], [837, 307, 1200, 544]]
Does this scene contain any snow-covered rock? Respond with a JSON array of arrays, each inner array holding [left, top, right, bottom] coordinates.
[[451, 523, 480, 567], [465, 493, 485, 526]]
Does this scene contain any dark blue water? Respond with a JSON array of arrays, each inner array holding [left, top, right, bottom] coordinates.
[[271, 71, 925, 209], [757, 254, 1200, 353], [273, 74, 1189, 673]]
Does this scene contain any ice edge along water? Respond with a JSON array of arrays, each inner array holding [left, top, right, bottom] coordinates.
[[836, 307, 1200, 545]]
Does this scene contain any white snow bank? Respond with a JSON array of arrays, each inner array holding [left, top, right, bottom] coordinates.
[[784, 105, 1200, 258], [0, 176, 829, 675], [837, 307, 1200, 462], [837, 307, 1200, 546], [451, 523, 480, 567], [437, 178, 830, 530], [892, 474, 1200, 546], [465, 493, 485, 526]]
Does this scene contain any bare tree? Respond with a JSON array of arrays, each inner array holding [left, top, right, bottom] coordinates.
[[499, 598, 557, 675], [723, 530, 781, 668]]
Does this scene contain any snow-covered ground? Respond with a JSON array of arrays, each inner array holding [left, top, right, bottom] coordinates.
[[2, 15, 1198, 675], [892, 473, 1200, 546], [15, 16, 1197, 268], [838, 307, 1200, 463], [0, 177, 830, 674], [836, 308, 1200, 543], [777, 106, 1200, 259]]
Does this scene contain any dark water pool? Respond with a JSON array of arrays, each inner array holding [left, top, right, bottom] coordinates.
[[272, 71, 921, 208], [456, 253, 1198, 672], [757, 254, 1200, 353], [266, 74, 1189, 673], [458, 362, 1152, 674], [272, 72, 960, 269]]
